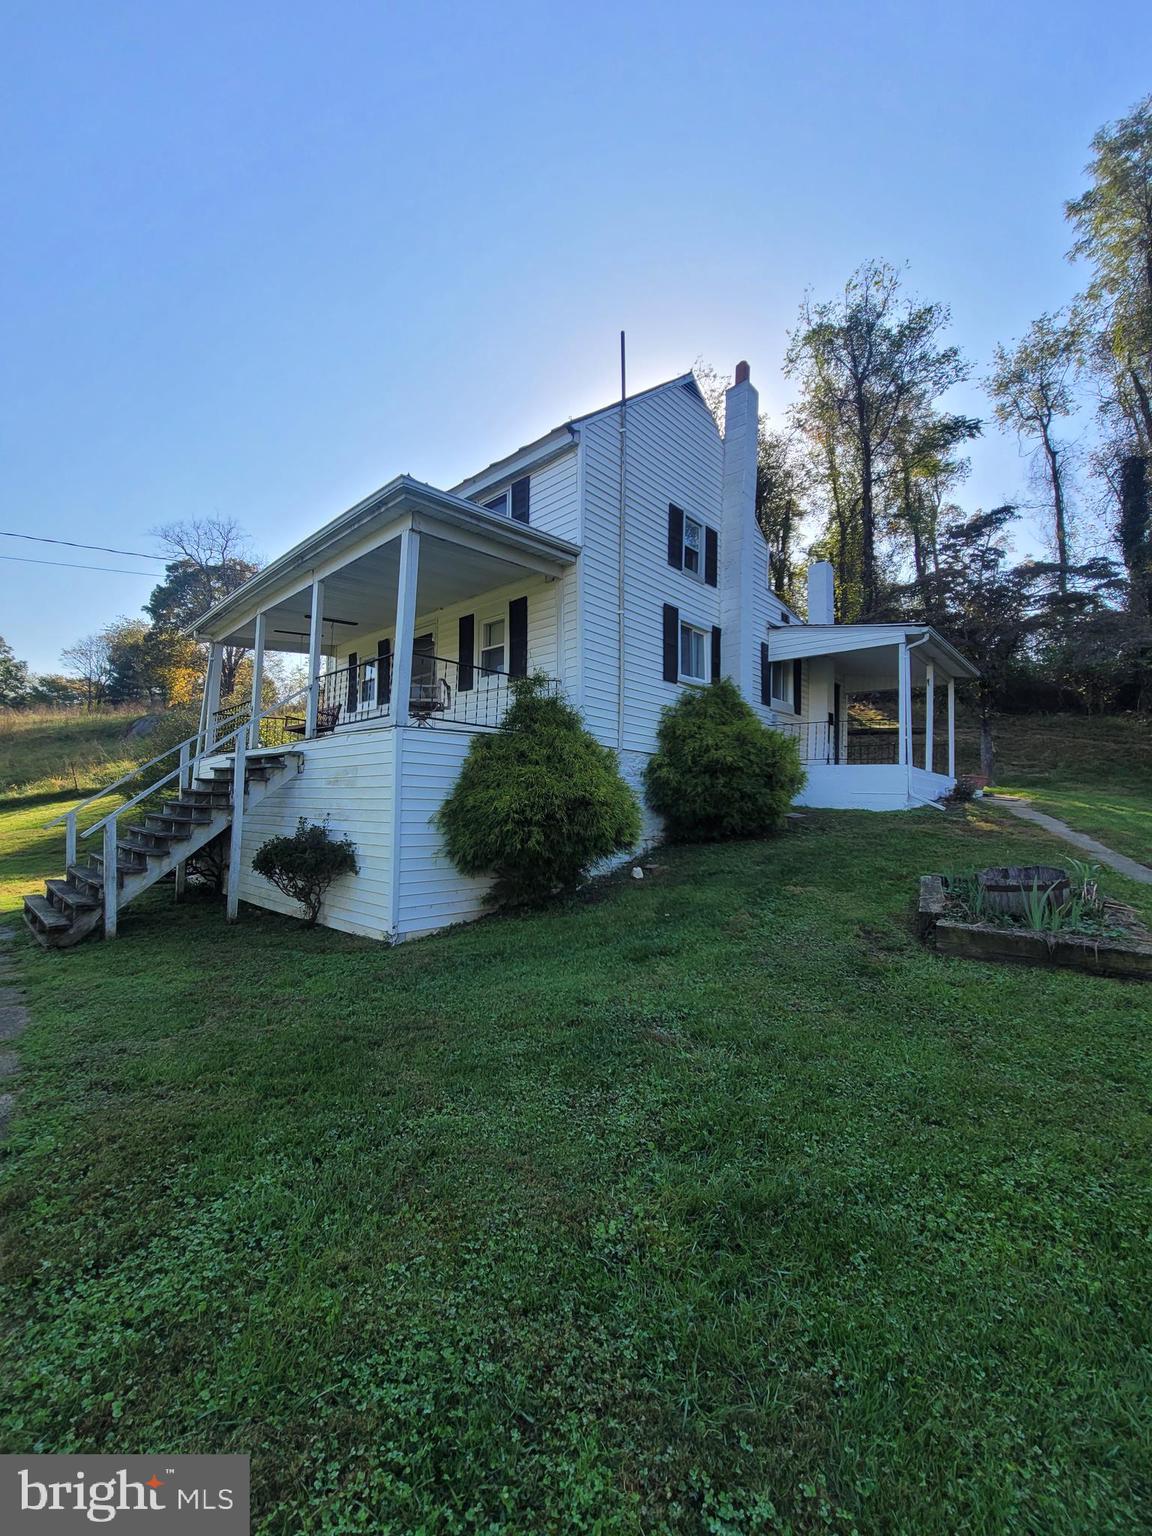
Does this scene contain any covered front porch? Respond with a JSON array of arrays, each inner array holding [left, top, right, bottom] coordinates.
[[193, 476, 579, 750], [766, 624, 978, 811]]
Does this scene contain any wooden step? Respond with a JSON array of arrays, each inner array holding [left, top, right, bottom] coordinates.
[[46, 878, 100, 913], [24, 893, 71, 932]]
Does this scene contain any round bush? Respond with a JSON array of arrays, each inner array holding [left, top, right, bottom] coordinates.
[[436, 675, 641, 905], [644, 678, 807, 842]]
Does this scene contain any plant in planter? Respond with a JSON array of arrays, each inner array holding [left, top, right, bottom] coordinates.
[[645, 678, 806, 842], [435, 674, 641, 905], [251, 817, 358, 926]]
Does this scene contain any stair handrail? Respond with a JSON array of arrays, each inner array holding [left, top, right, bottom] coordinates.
[[75, 682, 313, 844], [45, 682, 311, 837]]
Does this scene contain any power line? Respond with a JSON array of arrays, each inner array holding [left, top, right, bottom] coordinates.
[[0, 530, 166, 561], [0, 553, 159, 577]]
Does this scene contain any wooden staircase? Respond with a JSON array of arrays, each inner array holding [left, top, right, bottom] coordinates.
[[24, 751, 298, 949]]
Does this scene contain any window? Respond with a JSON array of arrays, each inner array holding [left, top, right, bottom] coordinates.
[[679, 622, 707, 682], [770, 660, 793, 709], [682, 515, 703, 577], [481, 619, 505, 675], [360, 659, 377, 708], [483, 491, 510, 517]]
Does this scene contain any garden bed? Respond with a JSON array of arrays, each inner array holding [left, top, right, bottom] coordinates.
[[918, 869, 1152, 981]]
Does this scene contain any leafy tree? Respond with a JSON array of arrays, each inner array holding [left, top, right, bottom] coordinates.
[[26, 674, 85, 707], [252, 818, 359, 927], [757, 428, 808, 604], [148, 518, 259, 696], [60, 630, 115, 710], [786, 262, 970, 618], [645, 679, 806, 842], [987, 312, 1083, 592], [1067, 93, 1152, 447], [436, 675, 641, 905], [0, 636, 30, 707], [887, 409, 980, 610]]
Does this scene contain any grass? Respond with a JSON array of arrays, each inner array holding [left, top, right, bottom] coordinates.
[[956, 712, 1152, 868], [0, 705, 145, 801], [1, 779, 1150, 1533]]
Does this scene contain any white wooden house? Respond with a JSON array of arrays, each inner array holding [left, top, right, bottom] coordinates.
[[185, 363, 976, 941]]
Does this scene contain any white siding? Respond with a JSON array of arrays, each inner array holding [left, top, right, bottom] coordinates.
[[525, 450, 580, 541], [394, 729, 494, 937], [237, 729, 396, 938], [578, 382, 725, 752]]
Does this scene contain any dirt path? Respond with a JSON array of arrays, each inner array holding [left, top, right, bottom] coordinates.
[[992, 797, 1152, 886]]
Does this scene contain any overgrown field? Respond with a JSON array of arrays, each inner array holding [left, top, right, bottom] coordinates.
[[1, 781, 1149, 1534], [0, 705, 145, 799]]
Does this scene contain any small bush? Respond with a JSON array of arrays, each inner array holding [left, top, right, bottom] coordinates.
[[645, 678, 806, 842], [436, 675, 641, 905], [252, 817, 359, 926]]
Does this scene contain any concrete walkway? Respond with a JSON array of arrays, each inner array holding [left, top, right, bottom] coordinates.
[[992, 797, 1152, 885]]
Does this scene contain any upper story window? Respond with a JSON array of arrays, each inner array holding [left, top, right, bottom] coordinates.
[[667, 505, 717, 586], [682, 516, 703, 578], [481, 476, 531, 524]]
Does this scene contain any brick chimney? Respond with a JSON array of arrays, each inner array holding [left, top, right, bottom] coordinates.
[[720, 361, 758, 694]]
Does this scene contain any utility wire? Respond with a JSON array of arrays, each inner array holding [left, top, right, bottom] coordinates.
[[0, 530, 166, 561], [0, 553, 159, 577]]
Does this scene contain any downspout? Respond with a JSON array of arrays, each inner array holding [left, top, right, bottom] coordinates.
[[616, 330, 627, 753]]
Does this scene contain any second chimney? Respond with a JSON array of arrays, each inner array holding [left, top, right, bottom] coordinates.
[[807, 561, 835, 625]]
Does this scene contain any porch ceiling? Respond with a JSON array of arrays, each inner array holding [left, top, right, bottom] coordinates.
[[767, 624, 978, 682], [220, 530, 553, 653]]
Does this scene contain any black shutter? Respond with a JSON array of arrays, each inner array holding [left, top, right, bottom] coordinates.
[[378, 638, 391, 704], [346, 651, 359, 712], [667, 505, 684, 569], [711, 626, 722, 680], [792, 659, 803, 714], [510, 476, 530, 524], [663, 604, 680, 683], [760, 643, 771, 706], [705, 527, 718, 586], [458, 614, 475, 691], [508, 596, 528, 677]]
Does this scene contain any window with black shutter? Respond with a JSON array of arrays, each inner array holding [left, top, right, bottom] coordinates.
[[662, 604, 680, 682], [760, 643, 771, 706], [705, 527, 718, 586], [667, 505, 684, 569], [711, 626, 722, 679], [378, 638, 391, 704], [792, 659, 803, 714], [346, 652, 358, 713]]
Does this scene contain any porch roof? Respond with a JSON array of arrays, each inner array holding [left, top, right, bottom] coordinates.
[[190, 476, 580, 647], [765, 624, 978, 681]]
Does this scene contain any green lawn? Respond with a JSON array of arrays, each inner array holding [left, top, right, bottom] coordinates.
[[1, 789, 1150, 1534], [958, 713, 1152, 867]]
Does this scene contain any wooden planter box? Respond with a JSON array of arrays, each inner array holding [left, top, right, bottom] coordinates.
[[918, 875, 1152, 981]]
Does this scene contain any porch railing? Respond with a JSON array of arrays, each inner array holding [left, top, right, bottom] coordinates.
[[773, 720, 903, 765], [214, 654, 559, 743]]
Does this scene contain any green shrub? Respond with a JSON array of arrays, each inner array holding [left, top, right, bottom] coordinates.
[[436, 675, 641, 905], [645, 678, 807, 842], [252, 817, 359, 926]]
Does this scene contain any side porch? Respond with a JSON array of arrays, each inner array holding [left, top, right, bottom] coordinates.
[[766, 625, 978, 811]]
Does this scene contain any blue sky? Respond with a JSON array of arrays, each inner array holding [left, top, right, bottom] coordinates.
[[2, 0, 1150, 672]]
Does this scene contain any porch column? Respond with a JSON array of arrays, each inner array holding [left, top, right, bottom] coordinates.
[[304, 579, 325, 737], [203, 642, 224, 750], [925, 662, 935, 774], [247, 611, 267, 749], [947, 678, 956, 779], [897, 641, 910, 767], [391, 528, 421, 724]]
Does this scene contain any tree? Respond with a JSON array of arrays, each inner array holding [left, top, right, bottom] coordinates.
[[1118, 454, 1151, 618], [756, 428, 808, 603], [786, 262, 970, 618], [148, 518, 259, 696], [60, 631, 114, 710], [435, 675, 641, 905], [987, 312, 1083, 592], [252, 818, 359, 927], [887, 409, 980, 610], [27, 674, 85, 707], [1067, 93, 1152, 447], [0, 637, 30, 707]]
